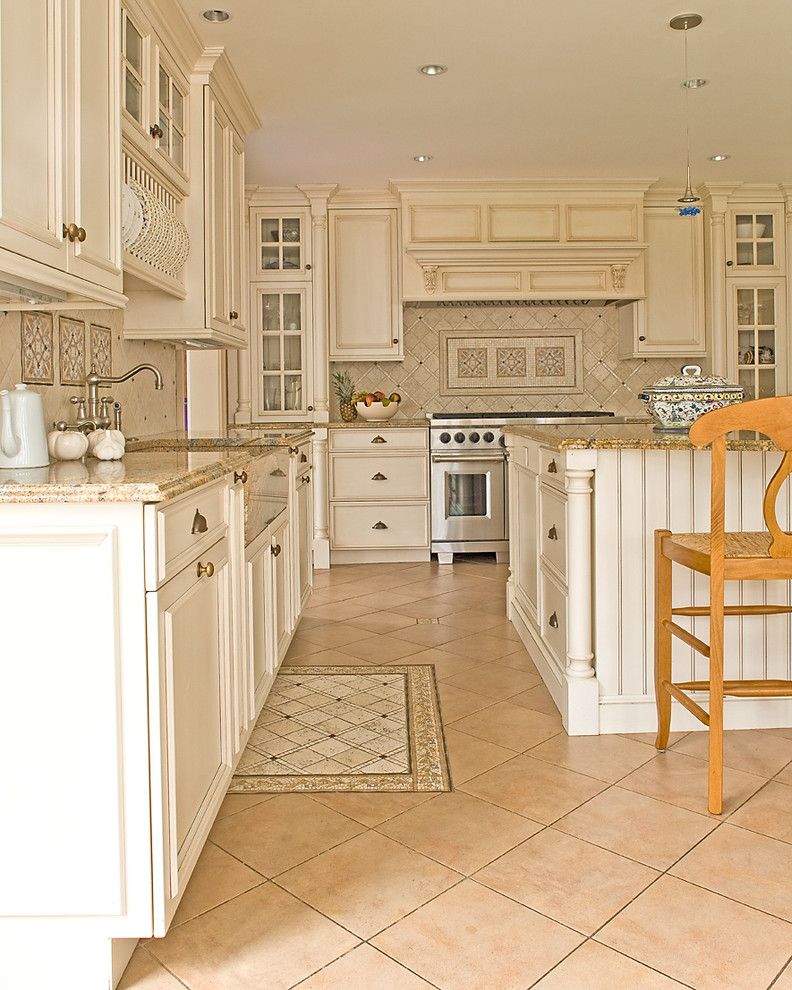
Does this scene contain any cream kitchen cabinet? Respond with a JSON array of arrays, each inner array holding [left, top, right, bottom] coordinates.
[[0, 0, 124, 308], [250, 284, 314, 420], [246, 521, 279, 715], [289, 440, 314, 613], [329, 427, 430, 562], [124, 51, 258, 348], [251, 207, 313, 281], [146, 534, 233, 933], [329, 208, 403, 360], [618, 206, 706, 358]]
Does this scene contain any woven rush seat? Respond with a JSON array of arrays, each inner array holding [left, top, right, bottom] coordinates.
[[668, 532, 772, 558]]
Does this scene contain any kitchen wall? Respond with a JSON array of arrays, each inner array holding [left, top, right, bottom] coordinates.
[[331, 303, 682, 420], [0, 308, 182, 437]]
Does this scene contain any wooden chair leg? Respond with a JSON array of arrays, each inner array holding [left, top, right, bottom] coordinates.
[[708, 574, 725, 815], [654, 529, 673, 750]]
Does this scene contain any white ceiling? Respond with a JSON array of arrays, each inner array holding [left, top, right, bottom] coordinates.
[[181, 0, 792, 191]]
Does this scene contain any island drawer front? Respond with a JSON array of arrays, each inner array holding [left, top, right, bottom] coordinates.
[[290, 439, 313, 472], [540, 485, 567, 579], [540, 569, 568, 670], [331, 502, 430, 549], [539, 448, 566, 489], [331, 454, 428, 501], [148, 479, 230, 589], [330, 428, 428, 452]]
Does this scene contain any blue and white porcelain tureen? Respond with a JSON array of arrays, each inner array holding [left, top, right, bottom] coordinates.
[[640, 365, 743, 433]]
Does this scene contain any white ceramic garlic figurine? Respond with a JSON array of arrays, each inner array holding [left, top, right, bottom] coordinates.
[[87, 428, 126, 460], [47, 425, 89, 461]]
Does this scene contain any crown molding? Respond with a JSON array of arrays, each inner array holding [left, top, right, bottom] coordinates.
[[193, 47, 261, 136], [389, 177, 658, 197]]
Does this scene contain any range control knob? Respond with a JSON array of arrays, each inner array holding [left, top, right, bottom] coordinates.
[[469, 431, 480, 443], [483, 431, 495, 443], [439, 432, 451, 444], [454, 432, 465, 443]]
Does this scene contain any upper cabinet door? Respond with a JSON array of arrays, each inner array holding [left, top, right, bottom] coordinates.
[[0, 0, 68, 271], [329, 208, 402, 361], [726, 207, 785, 277], [153, 44, 189, 186], [204, 89, 230, 334], [228, 129, 247, 340], [65, 0, 123, 291], [250, 208, 312, 280]]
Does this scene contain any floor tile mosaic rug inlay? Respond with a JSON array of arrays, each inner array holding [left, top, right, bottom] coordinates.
[[229, 665, 451, 793]]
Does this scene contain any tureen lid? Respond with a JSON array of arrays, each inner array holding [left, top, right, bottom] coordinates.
[[644, 364, 743, 395]]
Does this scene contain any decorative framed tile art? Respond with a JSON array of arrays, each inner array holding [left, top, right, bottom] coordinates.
[[58, 317, 86, 386], [89, 323, 112, 377], [20, 312, 54, 385], [439, 328, 583, 395]]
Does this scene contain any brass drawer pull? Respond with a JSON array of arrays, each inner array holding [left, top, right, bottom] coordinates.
[[547, 459, 558, 474], [271, 543, 282, 557], [300, 452, 308, 463], [548, 611, 559, 629], [371, 435, 387, 444], [547, 525, 558, 541], [196, 560, 215, 578], [234, 470, 248, 484], [372, 472, 387, 481], [270, 467, 286, 477], [372, 521, 388, 530], [191, 509, 208, 534]]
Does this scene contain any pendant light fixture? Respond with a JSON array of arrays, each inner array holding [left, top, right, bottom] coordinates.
[[670, 13, 703, 216]]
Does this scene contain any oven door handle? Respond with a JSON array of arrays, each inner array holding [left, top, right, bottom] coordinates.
[[430, 454, 506, 463]]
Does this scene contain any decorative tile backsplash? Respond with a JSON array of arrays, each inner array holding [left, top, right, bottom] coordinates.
[[58, 317, 86, 386], [0, 309, 181, 437], [332, 303, 683, 420]]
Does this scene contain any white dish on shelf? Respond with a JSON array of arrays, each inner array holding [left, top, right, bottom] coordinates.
[[736, 221, 767, 238]]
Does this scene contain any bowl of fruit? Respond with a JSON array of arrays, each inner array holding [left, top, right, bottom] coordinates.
[[354, 391, 402, 421]]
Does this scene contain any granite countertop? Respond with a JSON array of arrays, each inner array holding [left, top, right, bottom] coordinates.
[[127, 428, 314, 450], [229, 420, 428, 430], [504, 421, 780, 452]]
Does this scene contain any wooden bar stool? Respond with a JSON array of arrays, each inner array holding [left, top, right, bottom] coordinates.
[[654, 396, 792, 814]]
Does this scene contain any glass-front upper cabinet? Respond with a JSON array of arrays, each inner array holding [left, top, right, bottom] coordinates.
[[250, 208, 312, 280], [252, 286, 314, 420], [727, 207, 785, 276], [121, 7, 147, 134], [154, 51, 188, 178], [729, 280, 787, 400]]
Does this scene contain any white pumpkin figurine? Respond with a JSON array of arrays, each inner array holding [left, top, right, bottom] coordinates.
[[87, 428, 126, 461], [47, 423, 89, 461]]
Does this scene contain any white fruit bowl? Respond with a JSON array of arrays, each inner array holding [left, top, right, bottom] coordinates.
[[354, 400, 400, 422]]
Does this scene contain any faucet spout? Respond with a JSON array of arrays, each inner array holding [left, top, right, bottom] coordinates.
[[83, 364, 165, 422]]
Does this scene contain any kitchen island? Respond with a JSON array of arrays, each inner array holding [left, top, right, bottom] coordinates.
[[505, 422, 792, 736]]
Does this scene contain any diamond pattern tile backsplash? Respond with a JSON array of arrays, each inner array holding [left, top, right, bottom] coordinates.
[[331, 303, 685, 419], [0, 309, 181, 437]]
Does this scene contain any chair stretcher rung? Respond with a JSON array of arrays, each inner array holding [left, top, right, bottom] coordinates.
[[662, 680, 710, 725], [672, 605, 792, 617], [675, 679, 792, 698], [662, 619, 711, 657]]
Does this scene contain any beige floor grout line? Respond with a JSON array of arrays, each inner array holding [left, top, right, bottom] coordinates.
[[767, 953, 792, 989]]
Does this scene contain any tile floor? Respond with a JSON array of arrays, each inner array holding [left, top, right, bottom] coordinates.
[[121, 560, 792, 990]]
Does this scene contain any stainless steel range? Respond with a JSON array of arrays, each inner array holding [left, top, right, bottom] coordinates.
[[428, 410, 618, 564]]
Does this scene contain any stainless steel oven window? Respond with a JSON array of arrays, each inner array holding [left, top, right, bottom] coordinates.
[[446, 471, 489, 517]]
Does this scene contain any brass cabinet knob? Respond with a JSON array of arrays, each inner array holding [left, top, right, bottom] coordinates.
[[196, 560, 215, 578], [62, 222, 79, 242], [234, 470, 248, 484], [305, 264, 312, 271], [191, 509, 208, 534], [307, 405, 314, 412], [302, 474, 311, 484], [150, 123, 163, 139], [548, 611, 559, 629], [76, 226, 86, 242], [229, 310, 239, 320], [372, 472, 387, 481], [288, 446, 298, 455], [638, 335, 646, 342], [372, 521, 388, 530], [392, 338, 399, 345], [271, 543, 282, 556], [547, 525, 558, 541]]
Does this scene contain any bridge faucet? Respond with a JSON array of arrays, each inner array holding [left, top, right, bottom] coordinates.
[[83, 364, 164, 428]]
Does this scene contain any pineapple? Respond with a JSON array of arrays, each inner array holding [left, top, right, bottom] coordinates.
[[332, 369, 357, 421]]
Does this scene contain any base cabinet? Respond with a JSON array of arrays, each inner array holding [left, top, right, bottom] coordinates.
[[147, 536, 233, 933], [246, 529, 278, 715]]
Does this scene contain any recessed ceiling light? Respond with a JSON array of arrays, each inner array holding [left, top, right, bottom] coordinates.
[[709, 153, 730, 161], [418, 64, 447, 76], [202, 9, 231, 22], [682, 78, 707, 88], [413, 154, 433, 162]]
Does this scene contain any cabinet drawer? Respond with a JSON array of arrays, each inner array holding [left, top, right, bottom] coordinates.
[[540, 569, 568, 670], [540, 485, 567, 579], [331, 502, 430, 549], [330, 454, 428, 500], [148, 480, 230, 589], [329, 428, 428, 452], [540, 447, 565, 489], [289, 439, 312, 472]]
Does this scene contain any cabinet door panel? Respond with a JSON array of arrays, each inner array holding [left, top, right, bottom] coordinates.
[[514, 463, 538, 617], [228, 128, 247, 339], [329, 209, 402, 360], [148, 538, 233, 933], [66, 0, 123, 289], [271, 516, 292, 660], [204, 90, 229, 332], [0, 0, 67, 269], [247, 534, 277, 715]]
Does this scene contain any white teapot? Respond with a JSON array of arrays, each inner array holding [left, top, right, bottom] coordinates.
[[0, 384, 49, 469]]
